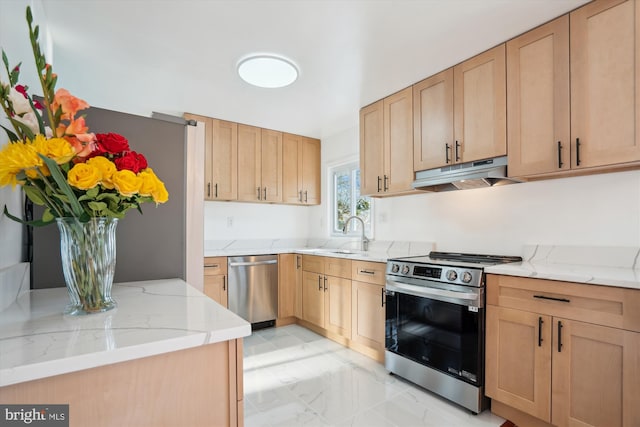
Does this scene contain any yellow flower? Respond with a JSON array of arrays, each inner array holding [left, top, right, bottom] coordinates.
[[31, 135, 75, 164], [112, 169, 142, 197], [0, 142, 42, 187], [138, 168, 168, 203], [67, 162, 101, 190], [86, 156, 116, 189]]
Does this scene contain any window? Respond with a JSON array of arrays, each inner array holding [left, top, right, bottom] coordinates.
[[331, 162, 373, 237]]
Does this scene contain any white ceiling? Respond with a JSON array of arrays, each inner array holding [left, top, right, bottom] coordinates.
[[4, 0, 590, 140]]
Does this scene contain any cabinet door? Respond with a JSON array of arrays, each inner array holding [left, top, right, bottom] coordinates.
[[237, 124, 262, 202], [486, 306, 552, 422], [278, 254, 297, 319], [294, 255, 303, 318], [570, 0, 640, 169], [282, 133, 303, 204], [300, 137, 321, 205], [454, 44, 507, 163], [351, 281, 385, 351], [261, 129, 283, 202], [360, 100, 384, 196], [324, 257, 352, 280], [384, 87, 414, 193], [324, 276, 351, 339], [507, 16, 570, 177], [203, 274, 228, 308], [551, 319, 640, 427], [413, 68, 454, 171], [302, 271, 324, 328], [210, 119, 238, 200]]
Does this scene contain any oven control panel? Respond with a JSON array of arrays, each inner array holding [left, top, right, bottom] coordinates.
[[386, 262, 483, 287]]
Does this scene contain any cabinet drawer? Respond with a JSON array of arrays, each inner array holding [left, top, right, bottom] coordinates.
[[486, 274, 640, 332], [204, 256, 227, 275], [352, 260, 386, 285], [324, 257, 352, 279], [302, 255, 324, 274]]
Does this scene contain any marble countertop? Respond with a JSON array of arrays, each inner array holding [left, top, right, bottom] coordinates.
[[0, 279, 251, 387]]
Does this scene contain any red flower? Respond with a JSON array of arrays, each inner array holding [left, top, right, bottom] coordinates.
[[15, 85, 28, 97], [114, 151, 148, 173], [96, 132, 130, 154]]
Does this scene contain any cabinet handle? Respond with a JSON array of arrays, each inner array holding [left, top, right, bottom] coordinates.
[[576, 138, 581, 166], [381, 287, 385, 307], [264, 187, 267, 200], [257, 187, 261, 200], [377, 176, 382, 192], [557, 321, 563, 352], [557, 141, 563, 168], [383, 175, 389, 192], [204, 264, 220, 268], [207, 183, 211, 198], [359, 269, 375, 275], [445, 143, 451, 164], [304, 190, 308, 203], [214, 183, 218, 198], [455, 141, 461, 162], [318, 275, 322, 291], [223, 276, 226, 291], [533, 295, 570, 303], [323, 276, 327, 291], [538, 317, 544, 347], [299, 190, 303, 202], [296, 255, 301, 269]]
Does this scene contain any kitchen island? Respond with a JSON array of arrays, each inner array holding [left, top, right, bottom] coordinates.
[[0, 278, 251, 427]]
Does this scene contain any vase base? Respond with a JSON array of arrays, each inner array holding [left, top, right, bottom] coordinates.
[[64, 301, 117, 316]]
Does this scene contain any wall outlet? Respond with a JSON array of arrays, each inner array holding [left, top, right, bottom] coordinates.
[[226, 217, 233, 227]]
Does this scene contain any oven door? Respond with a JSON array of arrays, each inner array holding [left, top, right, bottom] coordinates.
[[385, 278, 484, 386]]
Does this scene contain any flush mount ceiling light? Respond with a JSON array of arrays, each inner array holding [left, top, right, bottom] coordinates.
[[237, 54, 299, 88]]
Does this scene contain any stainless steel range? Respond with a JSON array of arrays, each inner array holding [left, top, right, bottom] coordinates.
[[385, 251, 522, 413]]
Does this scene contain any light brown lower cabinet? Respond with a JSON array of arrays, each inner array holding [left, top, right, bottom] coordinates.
[[277, 254, 301, 324], [0, 339, 245, 427], [486, 274, 640, 427], [204, 256, 228, 308]]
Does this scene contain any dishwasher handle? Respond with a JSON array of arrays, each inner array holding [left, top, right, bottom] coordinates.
[[228, 259, 278, 267]]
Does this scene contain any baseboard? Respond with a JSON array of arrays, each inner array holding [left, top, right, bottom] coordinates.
[[491, 400, 553, 427]]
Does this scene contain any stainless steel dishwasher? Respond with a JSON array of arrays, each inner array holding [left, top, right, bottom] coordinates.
[[227, 255, 278, 328]]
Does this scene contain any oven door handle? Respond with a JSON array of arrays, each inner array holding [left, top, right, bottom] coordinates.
[[386, 279, 478, 304]]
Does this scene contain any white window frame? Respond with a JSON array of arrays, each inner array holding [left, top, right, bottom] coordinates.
[[330, 161, 373, 238]]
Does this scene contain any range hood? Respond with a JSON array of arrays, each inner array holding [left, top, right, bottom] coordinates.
[[412, 156, 521, 192]]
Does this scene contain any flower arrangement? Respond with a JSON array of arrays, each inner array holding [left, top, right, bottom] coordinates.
[[0, 7, 168, 226]]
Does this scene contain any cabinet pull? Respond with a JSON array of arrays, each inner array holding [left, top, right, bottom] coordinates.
[[296, 255, 301, 269], [445, 143, 451, 164], [318, 275, 322, 291], [304, 190, 308, 203], [557, 321, 563, 352], [204, 264, 220, 268], [533, 295, 570, 303], [383, 175, 389, 192], [223, 276, 226, 291], [299, 190, 303, 202], [207, 182, 211, 198], [323, 276, 327, 291], [538, 317, 544, 347], [359, 269, 375, 275], [377, 176, 382, 192], [381, 287, 385, 307], [557, 141, 563, 168], [215, 183, 218, 198], [455, 141, 461, 162], [257, 187, 261, 200], [264, 187, 267, 200], [576, 138, 581, 166]]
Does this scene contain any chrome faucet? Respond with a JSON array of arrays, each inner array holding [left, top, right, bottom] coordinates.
[[342, 216, 369, 252]]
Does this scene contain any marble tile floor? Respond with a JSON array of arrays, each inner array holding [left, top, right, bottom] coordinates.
[[243, 324, 505, 427]]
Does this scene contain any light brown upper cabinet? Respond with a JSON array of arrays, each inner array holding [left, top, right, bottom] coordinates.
[[507, 16, 570, 177], [413, 45, 506, 171], [282, 133, 321, 205], [509, 0, 640, 179], [184, 114, 238, 201], [360, 86, 415, 196], [237, 125, 283, 203], [570, 0, 640, 169]]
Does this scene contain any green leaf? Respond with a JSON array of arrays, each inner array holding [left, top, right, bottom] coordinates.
[[8, 116, 34, 140], [88, 201, 107, 212], [39, 155, 83, 218], [3, 205, 54, 227], [1, 50, 9, 77], [9, 61, 21, 87], [26, 6, 33, 24], [26, 97, 46, 134], [96, 192, 119, 202], [42, 208, 54, 223], [0, 124, 20, 142], [23, 185, 46, 205], [86, 186, 99, 199]]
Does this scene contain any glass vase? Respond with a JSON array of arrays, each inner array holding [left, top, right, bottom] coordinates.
[[56, 217, 118, 315]]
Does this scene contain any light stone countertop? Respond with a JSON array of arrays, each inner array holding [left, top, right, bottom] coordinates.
[[0, 278, 251, 387]]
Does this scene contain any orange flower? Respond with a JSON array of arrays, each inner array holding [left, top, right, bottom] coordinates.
[[57, 116, 89, 137], [52, 88, 89, 121], [65, 136, 95, 158]]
